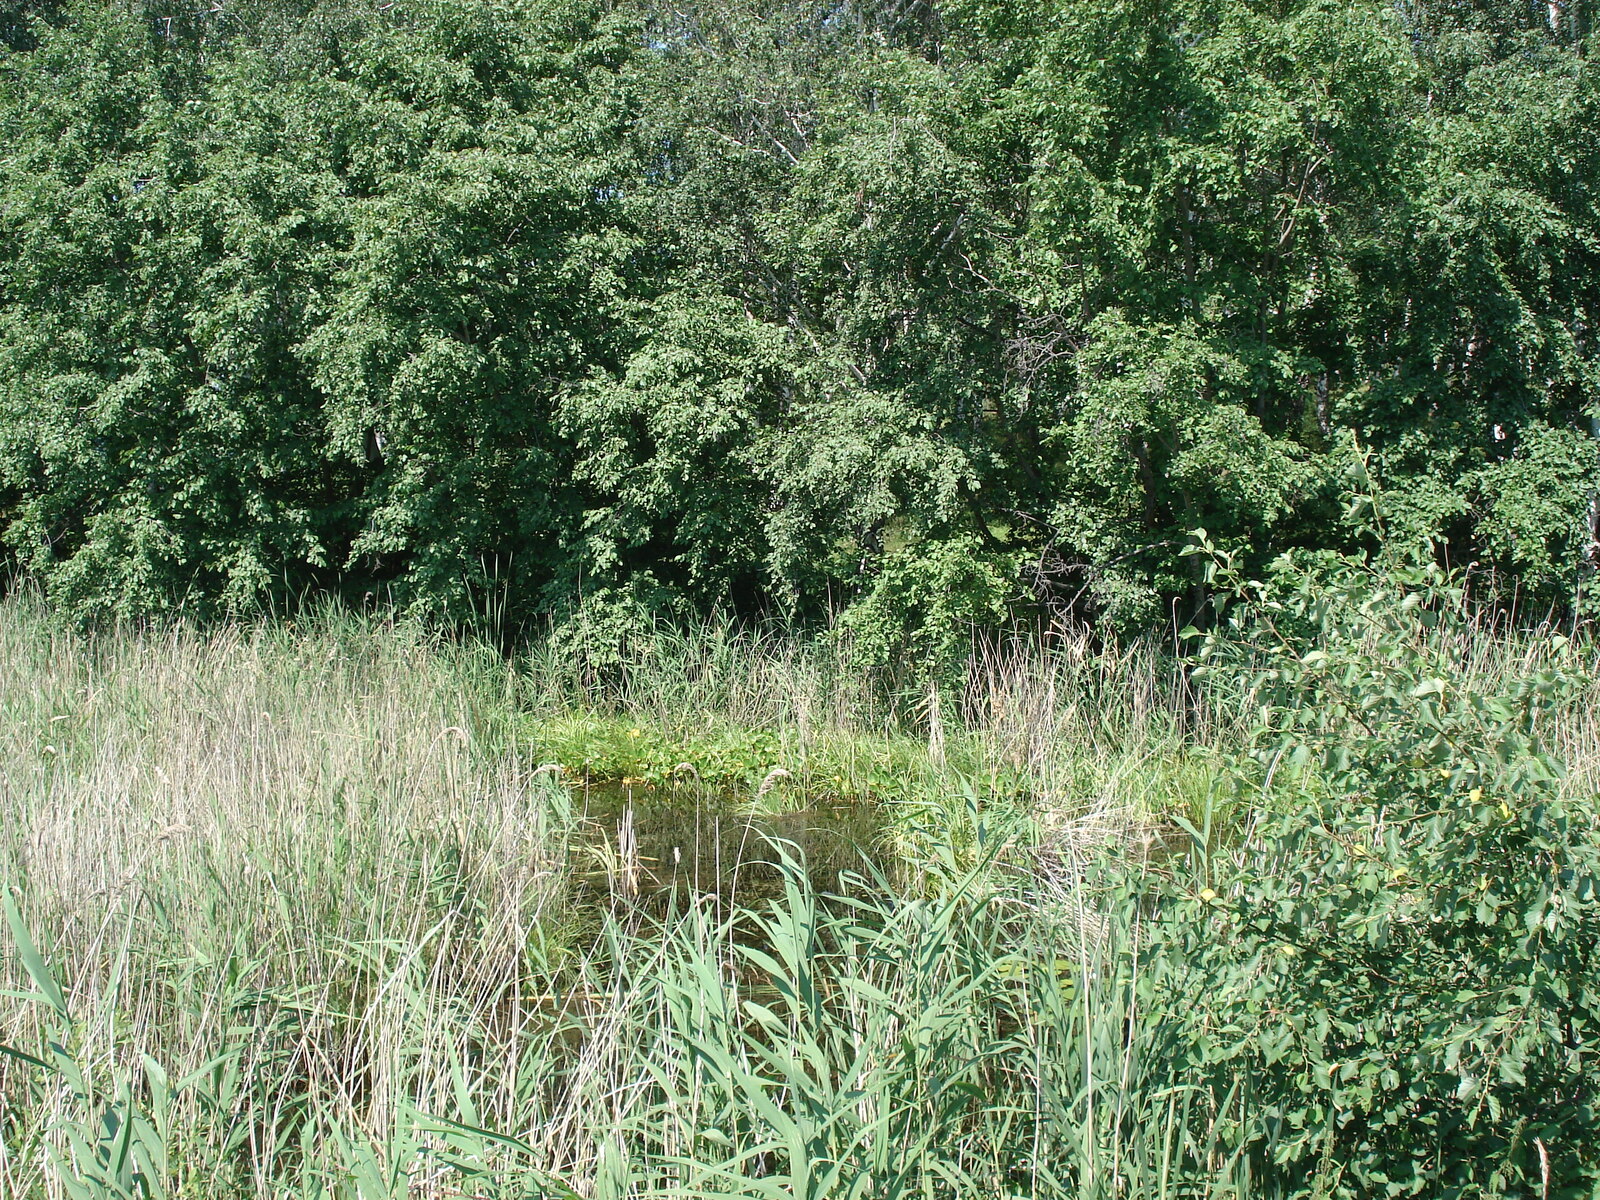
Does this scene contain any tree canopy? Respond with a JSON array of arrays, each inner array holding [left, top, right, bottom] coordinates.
[[1, 0, 1596, 637]]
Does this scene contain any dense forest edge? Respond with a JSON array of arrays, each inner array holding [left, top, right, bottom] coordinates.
[[1, 0, 1597, 650]]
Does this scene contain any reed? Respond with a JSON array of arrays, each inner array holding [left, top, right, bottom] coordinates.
[[1, 595, 1594, 1197]]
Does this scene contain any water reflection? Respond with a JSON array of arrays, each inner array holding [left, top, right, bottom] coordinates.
[[568, 780, 883, 908]]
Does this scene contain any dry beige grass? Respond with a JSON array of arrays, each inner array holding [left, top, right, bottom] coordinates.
[[0, 604, 571, 1196]]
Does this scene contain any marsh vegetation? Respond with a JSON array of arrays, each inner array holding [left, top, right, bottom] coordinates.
[[3, 551, 1599, 1198]]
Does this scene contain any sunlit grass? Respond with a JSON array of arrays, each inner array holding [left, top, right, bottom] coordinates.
[[2, 594, 1595, 1197]]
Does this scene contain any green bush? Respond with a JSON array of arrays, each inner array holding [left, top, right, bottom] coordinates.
[[1137, 551, 1600, 1196], [5, 0, 1597, 636], [837, 536, 1023, 688]]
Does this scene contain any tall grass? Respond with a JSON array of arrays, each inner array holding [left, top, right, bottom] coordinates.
[[0, 598, 561, 1196], [520, 615, 1223, 826], [1, 595, 1595, 1197]]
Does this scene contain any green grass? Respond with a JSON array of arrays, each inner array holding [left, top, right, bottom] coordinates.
[[1, 594, 1596, 1198]]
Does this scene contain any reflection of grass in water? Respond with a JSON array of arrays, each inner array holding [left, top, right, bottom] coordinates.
[[569, 780, 884, 912]]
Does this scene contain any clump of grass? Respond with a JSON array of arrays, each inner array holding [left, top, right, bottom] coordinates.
[[519, 616, 1230, 828], [4, 838, 1251, 1199], [0, 597, 568, 1197], [525, 708, 1032, 807]]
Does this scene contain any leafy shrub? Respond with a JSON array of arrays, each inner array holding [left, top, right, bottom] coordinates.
[[837, 536, 1023, 689], [1138, 550, 1600, 1197], [543, 582, 678, 684]]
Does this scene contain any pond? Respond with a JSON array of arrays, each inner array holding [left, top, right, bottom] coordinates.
[[565, 779, 885, 911]]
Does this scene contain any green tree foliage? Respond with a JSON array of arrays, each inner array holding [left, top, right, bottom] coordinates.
[[0, 0, 639, 617], [0, 0, 1596, 633]]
